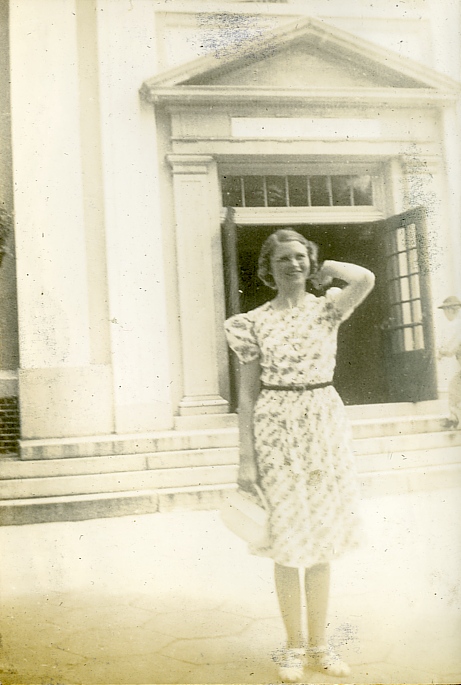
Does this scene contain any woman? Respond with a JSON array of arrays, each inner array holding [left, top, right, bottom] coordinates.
[[437, 295, 461, 429], [225, 228, 375, 682]]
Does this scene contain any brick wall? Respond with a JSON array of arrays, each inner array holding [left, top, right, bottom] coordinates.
[[0, 396, 19, 455]]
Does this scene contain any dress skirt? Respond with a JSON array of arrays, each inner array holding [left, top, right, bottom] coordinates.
[[252, 385, 362, 568]]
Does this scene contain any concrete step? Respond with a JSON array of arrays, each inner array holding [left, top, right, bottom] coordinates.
[[18, 410, 449, 462], [5, 428, 460, 484], [2, 430, 460, 502], [0, 462, 238, 500], [1, 457, 460, 526], [4, 429, 460, 485], [174, 413, 238, 431], [354, 428, 461, 456], [0, 447, 238, 480], [173, 403, 443, 429], [351, 414, 446, 439], [0, 484, 234, 526], [19, 427, 239, 461], [3, 403, 458, 525]]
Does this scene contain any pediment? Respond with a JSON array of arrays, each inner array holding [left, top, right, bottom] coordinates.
[[185, 43, 412, 90], [141, 16, 460, 101]]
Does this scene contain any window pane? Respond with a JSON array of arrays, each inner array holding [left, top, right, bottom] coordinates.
[[404, 327, 415, 351], [402, 301, 412, 325], [408, 248, 419, 273], [331, 176, 352, 206], [266, 176, 287, 207], [400, 277, 410, 301], [398, 250, 409, 276], [288, 176, 308, 206], [243, 176, 265, 207], [352, 175, 373, 205], [221, 176, 242, 207], [410, 274, 420, 299], [310, 176, 331, 206], [412, 299, 422, 323]]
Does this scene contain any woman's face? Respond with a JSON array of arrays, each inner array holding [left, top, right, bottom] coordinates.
[[270, 240, 311, 290]]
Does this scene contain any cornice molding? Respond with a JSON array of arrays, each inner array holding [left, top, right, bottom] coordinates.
[[140, 85, 457, 108]]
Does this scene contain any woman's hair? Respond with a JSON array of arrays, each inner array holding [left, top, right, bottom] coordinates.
[[257, 228, 319, 290]]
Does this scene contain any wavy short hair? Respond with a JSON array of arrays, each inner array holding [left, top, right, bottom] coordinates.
[[257, 228, 319, 290]]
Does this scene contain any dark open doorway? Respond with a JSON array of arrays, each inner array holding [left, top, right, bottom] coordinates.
[[222, 211, 438, 407]]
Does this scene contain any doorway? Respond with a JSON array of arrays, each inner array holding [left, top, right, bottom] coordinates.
[[222, 211, 438, 407]]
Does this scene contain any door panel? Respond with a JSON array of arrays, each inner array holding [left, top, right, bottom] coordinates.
[[379, 207, 437, 402], [221, 207, 240, 318], [221, 208, 240, 411]]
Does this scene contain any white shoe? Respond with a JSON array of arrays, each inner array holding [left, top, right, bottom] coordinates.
[[307, 645, 351, 677], [274, 647, 305, 682]]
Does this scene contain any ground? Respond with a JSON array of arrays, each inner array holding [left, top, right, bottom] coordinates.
[[0, 486, 460, 684]]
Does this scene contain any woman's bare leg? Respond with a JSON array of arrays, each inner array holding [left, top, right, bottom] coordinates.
[[304, 562, 351, 676], [304, 562, 330, 647], [274, 562, 303, 648]]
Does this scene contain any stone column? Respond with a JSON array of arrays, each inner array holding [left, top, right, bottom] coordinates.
[[9, 0, 114, 440], [97, 0, 173, 433], [168, 155, 229, 415]]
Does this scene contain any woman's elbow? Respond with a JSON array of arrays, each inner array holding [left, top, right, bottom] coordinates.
[[362, 269, 375, 293]]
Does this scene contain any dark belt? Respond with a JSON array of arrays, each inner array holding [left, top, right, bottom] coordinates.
[[261, 381, 333, 391]]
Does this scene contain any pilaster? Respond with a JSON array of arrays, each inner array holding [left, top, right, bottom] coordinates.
[[168, 154, 229, 415], [97, 0, 173, 432]]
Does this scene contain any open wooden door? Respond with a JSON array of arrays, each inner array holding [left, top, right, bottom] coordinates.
[[221, 208, 240, 411], [379, 207, 438, 402]]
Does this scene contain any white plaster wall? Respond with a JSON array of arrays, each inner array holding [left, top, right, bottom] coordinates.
[[97, 0, 172, 432]]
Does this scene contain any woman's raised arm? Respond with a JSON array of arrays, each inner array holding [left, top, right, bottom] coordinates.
[[311, 260, 375, 318]]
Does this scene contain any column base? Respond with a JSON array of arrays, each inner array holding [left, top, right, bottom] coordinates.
[[179, 395, 229, 416], [19, 365, 114, 439]]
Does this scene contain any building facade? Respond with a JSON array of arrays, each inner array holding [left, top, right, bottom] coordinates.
[[1, 1, 460, 473]]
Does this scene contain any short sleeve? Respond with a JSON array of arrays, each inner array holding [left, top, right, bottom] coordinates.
[[224, 313, 260, 363]]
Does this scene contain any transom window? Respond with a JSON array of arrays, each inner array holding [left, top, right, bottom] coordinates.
[[221, 174, 373, 208]]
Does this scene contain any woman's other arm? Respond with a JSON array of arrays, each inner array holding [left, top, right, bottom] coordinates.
[[237, 358, 261, 488], [312, 260, 375, 318]]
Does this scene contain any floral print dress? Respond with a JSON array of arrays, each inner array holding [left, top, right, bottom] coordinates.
[[225, 290, 362, 568]]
